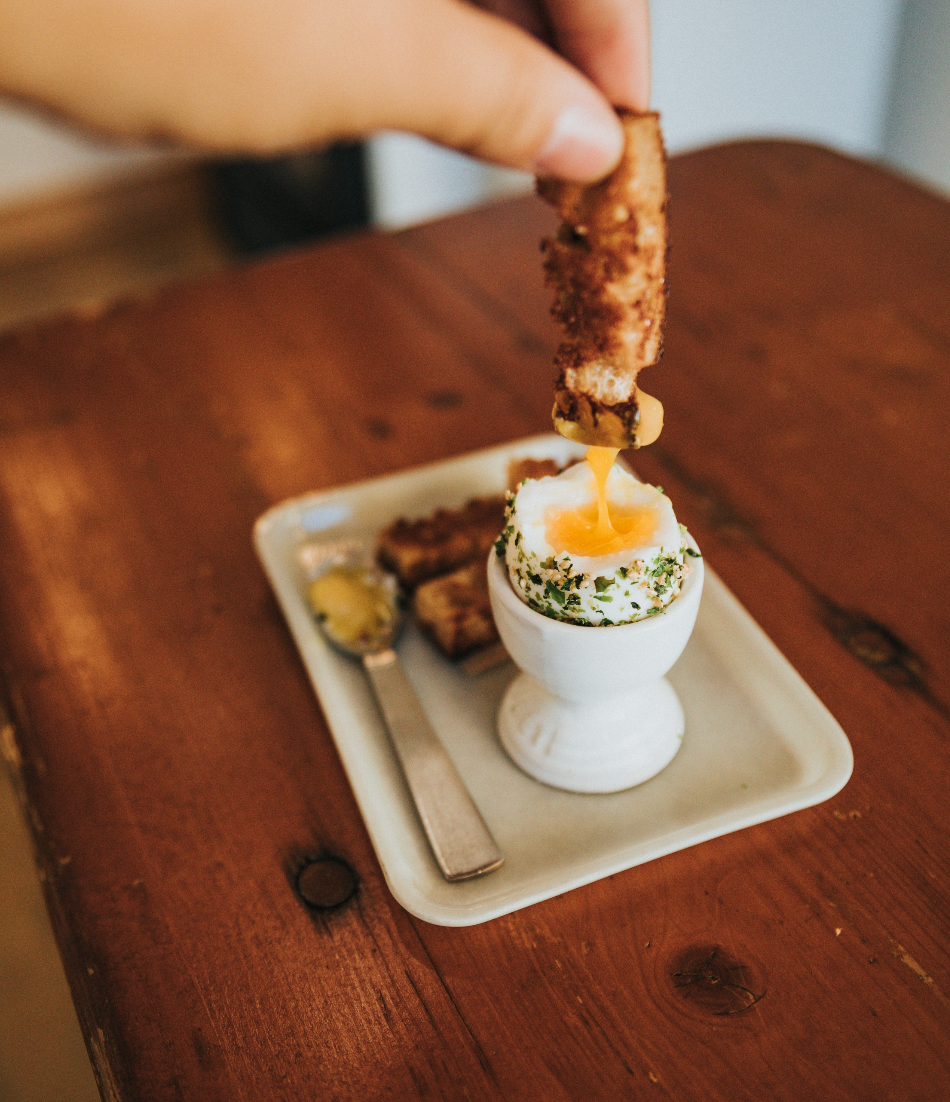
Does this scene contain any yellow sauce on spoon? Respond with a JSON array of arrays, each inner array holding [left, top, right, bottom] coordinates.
[[307, 566, 394, 646], [545, 446, 660, 557]]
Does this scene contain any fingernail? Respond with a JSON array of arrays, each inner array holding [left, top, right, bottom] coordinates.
[[533, 104, 623, 180]]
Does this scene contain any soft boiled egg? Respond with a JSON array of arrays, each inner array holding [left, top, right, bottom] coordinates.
[[496, 455, 693, 626]]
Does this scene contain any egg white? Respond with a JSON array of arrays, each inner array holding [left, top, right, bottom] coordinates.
[[498, 461, 692, 626]]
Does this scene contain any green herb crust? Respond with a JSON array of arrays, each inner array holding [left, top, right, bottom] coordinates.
[[501, 491, 692, 626]]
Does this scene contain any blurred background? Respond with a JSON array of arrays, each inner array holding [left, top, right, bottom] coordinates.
[[1, 1, 948, 1099]]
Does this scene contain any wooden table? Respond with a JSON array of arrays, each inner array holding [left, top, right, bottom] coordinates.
[[1, 141, 948, 1101]]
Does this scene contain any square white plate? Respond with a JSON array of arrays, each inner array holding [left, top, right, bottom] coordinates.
[[254, 435, 853, 926]]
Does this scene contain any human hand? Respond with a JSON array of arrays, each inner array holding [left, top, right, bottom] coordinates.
[[0, 0, 649, 182]]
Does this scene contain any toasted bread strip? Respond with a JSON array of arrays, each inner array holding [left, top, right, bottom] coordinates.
[[538, 110, 667, 448], [506, 456, 584, 491], [412, 560, 499, 660], [506, 457, 560, 490], [377, 496, 506, 588]]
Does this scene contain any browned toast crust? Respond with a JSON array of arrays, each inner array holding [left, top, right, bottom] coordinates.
[[538, 110, 667, 446], [412, 560, 499, 659], [506, 457, 560, 490], [376, 496, 506, 588]]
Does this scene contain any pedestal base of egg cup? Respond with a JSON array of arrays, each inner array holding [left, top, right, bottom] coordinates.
[[487, 543, 703, 794]]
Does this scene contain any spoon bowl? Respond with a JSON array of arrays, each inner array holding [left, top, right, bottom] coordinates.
[[298, 538, 404, 657]]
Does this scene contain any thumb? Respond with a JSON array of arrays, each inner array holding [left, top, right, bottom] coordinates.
[[354, 0, 625, 182]]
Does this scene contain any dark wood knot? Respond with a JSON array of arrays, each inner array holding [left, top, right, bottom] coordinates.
[[295, 856, 358, 911], [669, 945, 764, 1017], [364, 417, 393, 440], [824, 606, 924, 687]]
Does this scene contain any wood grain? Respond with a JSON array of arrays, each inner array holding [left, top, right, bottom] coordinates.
[[1, 141, 948, 1101]]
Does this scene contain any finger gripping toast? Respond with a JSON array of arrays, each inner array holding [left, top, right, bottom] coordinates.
[[538, 110, 667, 448]]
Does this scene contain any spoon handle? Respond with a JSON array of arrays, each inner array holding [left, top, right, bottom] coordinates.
[[363, 650, 504, 881]]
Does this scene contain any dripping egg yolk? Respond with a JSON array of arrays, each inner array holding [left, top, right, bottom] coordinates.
[[544, 446, 661, 558]]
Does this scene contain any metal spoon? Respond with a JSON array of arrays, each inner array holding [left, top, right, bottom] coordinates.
[[299, 539, 504, 882]]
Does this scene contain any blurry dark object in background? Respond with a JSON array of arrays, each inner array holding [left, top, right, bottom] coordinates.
[[210, 143, 370, 257]]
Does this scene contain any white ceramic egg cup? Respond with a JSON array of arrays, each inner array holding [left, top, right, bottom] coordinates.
[[487, 544, 704, 793]]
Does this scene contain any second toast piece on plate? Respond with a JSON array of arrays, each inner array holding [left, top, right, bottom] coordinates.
[[412, 560, 499, 661]]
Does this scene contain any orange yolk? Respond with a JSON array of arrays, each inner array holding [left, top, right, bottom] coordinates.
[[545, 446, 660, 557]]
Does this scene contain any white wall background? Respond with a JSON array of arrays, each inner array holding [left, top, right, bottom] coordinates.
[[651, 0, 903, 156], [1, 0, 948, 223], [882, 0, 950, 193]]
